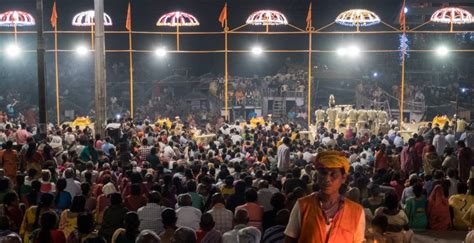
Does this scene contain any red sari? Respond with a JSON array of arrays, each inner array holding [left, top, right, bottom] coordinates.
[[427, 185, 451, 230]]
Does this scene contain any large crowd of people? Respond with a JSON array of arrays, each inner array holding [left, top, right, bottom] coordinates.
[[0, 109, 472, 242]]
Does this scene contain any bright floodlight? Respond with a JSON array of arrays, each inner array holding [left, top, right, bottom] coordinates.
[[373, 72, 378, 77], [251, 46, 263, 55], [461, 88, 467, 93], [5, 44, 20, 57], [347, 46, 361, 57], [155, 47, 167, 57], [404, 7, 408, 14], [75, 46, 89, 55], [336, 48, 347, 56], [436, 46, 449, 56]]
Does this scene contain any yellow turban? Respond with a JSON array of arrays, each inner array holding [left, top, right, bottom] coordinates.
[[314, 150, 349, 173]]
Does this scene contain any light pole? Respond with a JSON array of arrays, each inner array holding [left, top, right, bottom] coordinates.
[[36, 0, 47, 140], [94, 0, 107, 137]]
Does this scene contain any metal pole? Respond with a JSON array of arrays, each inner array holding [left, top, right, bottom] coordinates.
[[94, 0, 107, 137], [307, 26, 312, 129], [128, 4, 134, 119], [36, 0, 47, 140], [400, 50, 405, 126], [224, 20, 229, 122], [54, 19, 60, 126]]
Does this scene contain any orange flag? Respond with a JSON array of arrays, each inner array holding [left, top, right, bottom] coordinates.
[[219, 3, 227, 28], [126, 2, 132, 31], [50, 1, 57, 29], [306, 2, 312, 29], [399, 0, 406, 30]]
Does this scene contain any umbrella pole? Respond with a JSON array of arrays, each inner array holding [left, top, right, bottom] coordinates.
[[176, 25, 180, 51], [307, 26, 312, 129], [224, 18, 229, 122], [14, 24, 17, 43], [91, 24, 94, 49], [54, 24, 60, 126], [129, 28, 134, 118]]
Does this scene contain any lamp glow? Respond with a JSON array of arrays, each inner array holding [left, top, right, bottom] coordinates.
[[336, 48, 347, 56], [75, 46, 89, 55], [5, 44, 20, 57], [155, 47, 167, 57], [347, 46, 361, 57], [436, 46, 449, 56], [251, 46, 263, 55]]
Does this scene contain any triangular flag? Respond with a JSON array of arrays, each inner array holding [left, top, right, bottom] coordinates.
[[126, 2, 132, 31], [306, 2, 312, 29], [51, 1, 58, 29], [219, 3, 227, 28], [399, 0, 406, 30]]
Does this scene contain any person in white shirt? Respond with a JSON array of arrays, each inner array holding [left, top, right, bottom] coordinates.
[[445, 129, 456, 149], [163, 141, 176, 162], [223, 209, 250, 243], [394, 133, 404, 149], [176, 193, 202, 231], [63, 168, 81, 197], [321, 133, 336, 148], [277, 137, 291, 173], [231, 131, 243, 145], [432, 127, 447, 156], [138, 191, 165, 234]]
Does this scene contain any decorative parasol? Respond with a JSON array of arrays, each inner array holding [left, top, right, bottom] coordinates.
[[0, 10, 35, 43], [430, 7, 473, 32], [72, 10, 113, 49], [335, 9, 380, 31], [156, 11, 200, 51], [246, 10, 288, 32]]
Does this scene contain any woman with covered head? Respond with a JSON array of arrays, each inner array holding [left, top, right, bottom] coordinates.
[[427, 184, 451, 230]]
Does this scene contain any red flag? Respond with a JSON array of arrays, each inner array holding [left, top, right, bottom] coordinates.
[[126, 2, 132, 31], [219, 3, 227, 28], [399, 0, 406, 30], [50, 1, 57, 29], [306, 2, 312, 29]]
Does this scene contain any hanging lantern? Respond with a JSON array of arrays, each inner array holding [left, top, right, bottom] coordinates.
[[431, 7, 472, 25], [335, 9, 381, 27], [156, 11, 200, 51], [156, 11, 200, 27], [0, 10, 35, 27], [246, 10, 288, 26], [72, 10, 113, 26]]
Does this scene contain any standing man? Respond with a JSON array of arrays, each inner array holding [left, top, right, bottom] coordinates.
[[315, 106, 326, 128], [336, 106, 347, 133], [277, 137, 291, 174], [284, 151, 365, 242], [326, 105, 337, 131], [357, 105, 368, 132], [348, 105, 358, 134], [377, 106, 389, 134], [367, 105, 378, 134]]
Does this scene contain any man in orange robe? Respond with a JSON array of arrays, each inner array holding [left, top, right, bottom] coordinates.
[[284, 151, 365, 243]]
